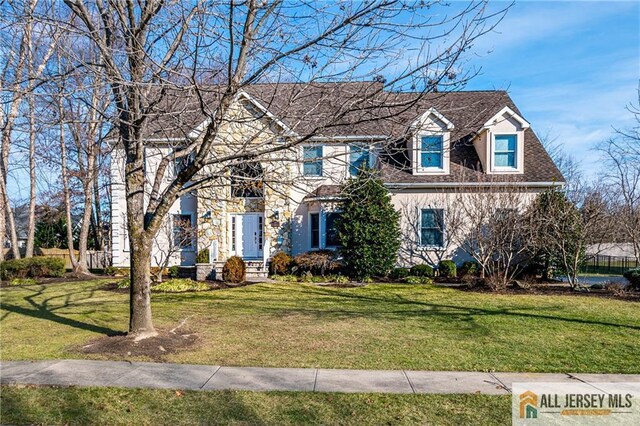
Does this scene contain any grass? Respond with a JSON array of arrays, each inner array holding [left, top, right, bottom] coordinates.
[[1, 280, 639, 373], [0, 386, 510, 425]]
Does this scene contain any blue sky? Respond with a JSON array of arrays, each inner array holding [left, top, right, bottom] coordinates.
[[466, 0, 639, 176]]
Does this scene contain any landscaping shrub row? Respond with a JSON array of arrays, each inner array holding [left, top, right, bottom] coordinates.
[[268, 250, 477, 284], [0, 257, 65, 280], [117, 278, 210, 293]]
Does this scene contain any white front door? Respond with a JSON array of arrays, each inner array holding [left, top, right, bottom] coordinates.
[[230, 214, 264, 259]]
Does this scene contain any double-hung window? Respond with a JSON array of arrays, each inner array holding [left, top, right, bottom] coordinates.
[[420, 135, 443, 169], [420, 209, 444, 248], [303, 146, 323, 177], [494, 134, 517, 168], [309, 211, 342, 249], [349, 145, 370, 176]]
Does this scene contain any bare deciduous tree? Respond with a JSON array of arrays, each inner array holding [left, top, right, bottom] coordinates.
[[594, 93, 640, 263], [51, 0, 506, 337], [448, 183, 532, 290]]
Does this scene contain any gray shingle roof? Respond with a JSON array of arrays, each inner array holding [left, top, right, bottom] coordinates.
[[143, 82, 564, 184]]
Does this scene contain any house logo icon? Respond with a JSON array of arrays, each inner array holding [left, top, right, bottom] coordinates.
[[519, 390, 538, 419]]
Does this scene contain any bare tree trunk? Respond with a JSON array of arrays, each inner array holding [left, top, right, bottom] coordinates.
[[0, 176, 20, 259], [126, 147, 156, 336], [24, 2, 36, 258], [92, 176, 102, 249], [58, 94, 78, 270], [75, 178, 93, 275]]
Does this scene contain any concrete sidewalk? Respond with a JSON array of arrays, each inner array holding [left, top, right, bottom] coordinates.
[[2, 360, 639, 394]]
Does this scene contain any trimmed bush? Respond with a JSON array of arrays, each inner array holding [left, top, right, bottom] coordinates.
[[103, 266, 118, 276], [222, 256, 246, 283], [293, 250, 340, 276], [168, 265, 180, 278], [438, 260, 457, 279], [404, 276, 433, 285], [152, 279, 209, 293], [270, 252, 293, 275], [458, 261, 479, 277], [9, 278, 37, 286], [410, 264, 434, 278], [196, 248, 210, 263], [0, 257, 65, 280], [389, 267, 410, 280], [623, 268, 640, 290]]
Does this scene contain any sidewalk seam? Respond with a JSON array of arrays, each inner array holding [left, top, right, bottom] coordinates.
[[312, 369, 319, 392], [104, 364, 142, 387], [14, 360, 64, 381], [200, 366, 221, 389], [402, 370, 416, 394]]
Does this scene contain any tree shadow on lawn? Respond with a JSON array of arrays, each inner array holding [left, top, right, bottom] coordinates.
[[0, 387, 270, 426], [214, 285, 640, 332], [0, 285, 123, 336]]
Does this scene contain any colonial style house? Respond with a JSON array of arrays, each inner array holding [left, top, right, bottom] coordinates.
[[110, 83, 564, 277]]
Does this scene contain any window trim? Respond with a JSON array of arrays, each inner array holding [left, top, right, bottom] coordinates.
[[419, 135, 444, 170], [302, 145, 324, 178], [491, 133, 518, 171], [419, 208, 445, 249], [413, 130, 450, 175]]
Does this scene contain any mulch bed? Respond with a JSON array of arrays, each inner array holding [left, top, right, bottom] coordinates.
[[78, 328, 199, 361], [459, 282, 640, 301]]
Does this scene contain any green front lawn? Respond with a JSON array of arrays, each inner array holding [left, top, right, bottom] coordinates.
[[1, 280, 638, 372], [0, 387, 510, 426]]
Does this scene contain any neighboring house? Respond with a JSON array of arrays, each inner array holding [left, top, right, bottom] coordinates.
[[110, 83, 564, 275]]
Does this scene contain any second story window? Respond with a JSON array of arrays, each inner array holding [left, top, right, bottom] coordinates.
[[493, 134, 517, 169], [349, 145, 370, 176], [303, 146, 323, 177], [420, 135, 443, 169]]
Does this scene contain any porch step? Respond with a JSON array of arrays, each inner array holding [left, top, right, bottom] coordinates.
[[210, 260, 269, 279]]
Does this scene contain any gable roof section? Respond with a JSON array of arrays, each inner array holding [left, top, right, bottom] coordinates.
[[483, 106, 530, 130], [409, 107, 455, 131]]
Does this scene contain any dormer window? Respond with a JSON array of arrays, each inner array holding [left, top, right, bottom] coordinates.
[[410, 107, 453, 175], [493, 134, 517, 169], [420, 136, 443, 169], [479, 106, 530, 174]]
